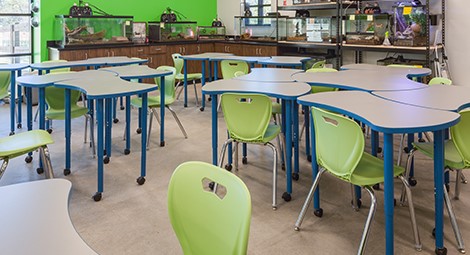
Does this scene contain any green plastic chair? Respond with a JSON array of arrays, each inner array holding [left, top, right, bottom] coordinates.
[[0, 70, 11, 101], [309, 60, 326, 69], [130, 66, 187, 148], [0, 130, 55, 180], [218, 93, 281, 209], [294, 107, 421, 254], [168, 161, 251, 255], [221, 60, 249, 79], [172, 53, 203, 106], [405, 110, 470, 253], [305, 68, 338, 93], [428, 77, 452, 85], [44, 84, 95, 158]]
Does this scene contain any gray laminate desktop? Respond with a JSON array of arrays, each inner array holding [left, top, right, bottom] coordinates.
[[257, 56, 311, 68], [341, 63, 432, 77], [234, 68, 301, 82]]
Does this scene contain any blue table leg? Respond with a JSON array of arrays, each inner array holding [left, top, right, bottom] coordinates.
[[293, 101, 299, 178], [201, 60, 206, 110], [211, 94, 218, 165], [139, 93, 148, 181], [26, 87, 33, 157], [433, 130, 446, 253], [213, 61, 219, 81], [95, 98, 104, 200], [38, 88, 46, 130], [125, 96, 131, 154], [16, 70, 22, 129], [208, 60, 212, 82], [9, 71, 16, 135], [183, 59, 188, 107], [65, 89, 71, 175], [160, 76, 165, 147], [112, 98, 118, 123], [228, 133, 233, 166], [310, 111, 320, 210], [407, 133, 415, 178], [383, 133, 395, 255], [284, 99, 293, 199], [304, 106, 310, 161], [105, 98, 112, 159]]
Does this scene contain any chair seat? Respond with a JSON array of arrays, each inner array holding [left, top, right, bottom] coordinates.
[[349, 153, 405, 186], [231, 124, 281, 144], [272, 102, 281, 115], [46, 105, 88, 120], [0, 130, 54, 159], [175, 73, 202, 81], [413, 140, 465, 169], [130, 95, 174, 108]]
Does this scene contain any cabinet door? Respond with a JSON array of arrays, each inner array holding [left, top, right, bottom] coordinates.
[[242, 45, 259, 56], [59, 49, 89, 61], [258, 45, 277, 56], [196, 42, 214, 53]]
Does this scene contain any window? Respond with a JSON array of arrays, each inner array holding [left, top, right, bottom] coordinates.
[[244, 0, 272, 25], [0, 0, 32, 64]]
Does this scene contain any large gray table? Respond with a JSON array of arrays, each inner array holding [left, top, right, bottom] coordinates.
[[341, 63, 432, 78], [257, 56, 311, 69], [234, 68, 301, 83]]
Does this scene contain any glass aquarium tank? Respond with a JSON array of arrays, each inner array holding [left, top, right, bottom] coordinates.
[[306, 17, 336, 43], [160, 21, 197, 41], [54, 15, 134, 48], [393, 5, 427, 46], [345, 14, 389, 45], [293, 0, 335, 4], [286, 17, 307, 41], [197, 26, 226, 40], [235, 16, 287, 41]]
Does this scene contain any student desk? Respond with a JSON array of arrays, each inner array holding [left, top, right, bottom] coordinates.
[[297, 90, 460, 255], [256, 56, 311, 69], [99, 65, 173, 147], [202, 79, 311, 201], [233, 68, 301, 83], [0, 179, 98, 255], [29, 56, 147, 73], [0, 63, 30, 135]]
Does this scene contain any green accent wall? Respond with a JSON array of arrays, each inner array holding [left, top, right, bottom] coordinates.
[[36, 0, 217, 62]]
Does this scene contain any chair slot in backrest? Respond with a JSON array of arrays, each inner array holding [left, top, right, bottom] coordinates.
[[312, 107, 365, 180], [451, 110, 470, 166], [201, 177, 227, 199], [221, 93, 272, 142]]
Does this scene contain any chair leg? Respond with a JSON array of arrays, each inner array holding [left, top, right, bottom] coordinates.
[[444, 184, 466, 253], [234, 141, 239, 171], [147, 109, 155, 150], [167, 106, 188, 138], [266, 142, 278, 210], [0, 159, 9, 180], [460, 172, 468, 184], [218, 139, 233, 168], [193, 80, 199, 107], [397, 133, 406, 167], [294, 167, 327, 231], [87, 114, 96, 158], [357, 186, 377, 255], [400, 148, 416, 205], [84, 114, 89, 144], [398, 175, 422, 251], [455, 170, 462, 200], [175, 81, 183, 100], [33, 106, 39, 122], [351, 184, 360, 211], [39, 146, 54, 179]]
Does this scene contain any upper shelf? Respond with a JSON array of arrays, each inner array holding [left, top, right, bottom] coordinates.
[[278, 1, 356, 11]]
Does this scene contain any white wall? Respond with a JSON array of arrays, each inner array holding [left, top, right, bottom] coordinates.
[[218, 0, 469, 84]]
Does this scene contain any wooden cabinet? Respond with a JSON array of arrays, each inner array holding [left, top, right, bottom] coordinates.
[[214, 42, 243, 55], [242, 44, 277, 56]]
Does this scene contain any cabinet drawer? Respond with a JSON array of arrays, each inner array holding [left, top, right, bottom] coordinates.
[[131, 46, 149, 56], [149, 45, 167, 54]]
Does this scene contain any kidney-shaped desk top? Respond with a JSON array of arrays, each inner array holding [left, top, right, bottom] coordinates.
[[234, 68, 301, 83]]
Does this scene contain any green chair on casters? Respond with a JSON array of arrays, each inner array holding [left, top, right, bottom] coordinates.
[[218, 93, 282, 209], [0, 130, 55, 180], [221, 60, 249, 79], [294, 107, 422, 254], [404, 110, 470, 254], [308, 60, 326, 70], [172, 53, 203, 106], [44, 86, 95, 162], [168, 161, 251, 255], [130, 66, 187, 148], [0, 70, 11, 102]]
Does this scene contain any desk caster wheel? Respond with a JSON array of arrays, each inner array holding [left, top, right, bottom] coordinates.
[[120, 106, 125, 110], [351, 199, 362, 209], [160, 141, 165, 147], [136, 128, 142, 134], [208, 97, 212, 101], [136, 176, 146, 185], [36, 168, 44, 174], [377, 147, 382, 153], [373, 183, 380, 190], [292, 173, 299, 181], [404, 147, 410, 153], [17, 123, 22, 129], [281, 163, 285, 171], [200, 107, 204, 112], [184, 104, 188, 107], [225, 164, 232, 171], [103, 156, 110, 164], [47, 128, 53, 134], [418, 138, 426, 142], [9, 131, 14, 136], [92, 192, 102, 202], [25, 155, 32, 163], [113, 118, 119, 124], [435, 247, 447, 255], [124, 149, 130, 155], [314, 208, 323, 218], [64, 168, 71, 176], [409, 177, 417, 186], [307, 155, 312, 162], [242, 157, 248, 165], [282, 192, 291, 202]]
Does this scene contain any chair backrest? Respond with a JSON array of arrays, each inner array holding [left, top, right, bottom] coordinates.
[[312, 107, 365, 181], [221, 93, 272, 142], [221, 60, 249, 80], [306, 68, 338, 93], [234, 71, 246, 77], [42, 60, 71, 74], [450, 110, 470, 166], [0, 69, 11, 99], [154, 66, 176, 99], [428, 77, 452, 86], [309, 60, 326, 69], [45, 86, 81, 112], [168, 161, 251, 255], [171, 53, 184, 76]]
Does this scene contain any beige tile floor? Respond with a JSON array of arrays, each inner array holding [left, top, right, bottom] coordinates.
[[0, 85, 469, 255]]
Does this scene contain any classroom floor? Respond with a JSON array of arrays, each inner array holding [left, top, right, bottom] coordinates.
[[1, 85, 469, 255]]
